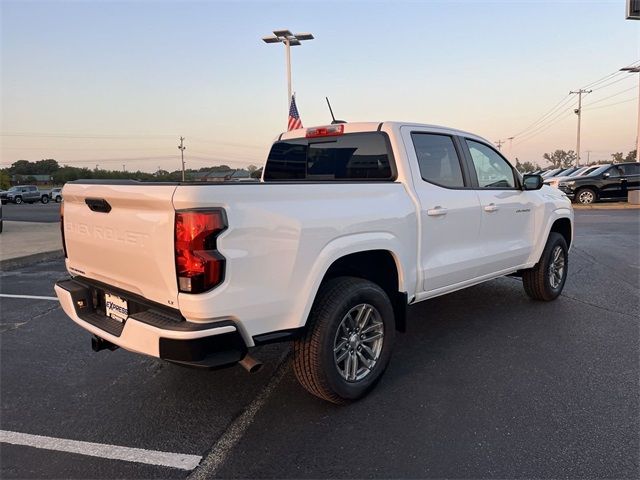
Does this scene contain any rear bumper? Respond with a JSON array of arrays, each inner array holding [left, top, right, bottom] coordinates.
[[55, 278, 247, 368]]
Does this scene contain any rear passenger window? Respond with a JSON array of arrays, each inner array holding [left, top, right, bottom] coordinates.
[[411, 133, 465, 188], [264, 133, 394, 181]]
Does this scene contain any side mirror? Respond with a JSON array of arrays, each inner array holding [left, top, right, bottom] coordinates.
[[602, 172, 610, 179], [522, 174, 544, 190]]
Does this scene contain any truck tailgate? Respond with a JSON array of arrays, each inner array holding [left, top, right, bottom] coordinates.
[[62, 183, 179, 308]]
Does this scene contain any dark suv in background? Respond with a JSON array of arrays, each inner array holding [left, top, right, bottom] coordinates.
[[559, 162, 640, 204]]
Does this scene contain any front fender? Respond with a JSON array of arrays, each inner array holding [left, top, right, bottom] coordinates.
[[526, 206, 574, 266]]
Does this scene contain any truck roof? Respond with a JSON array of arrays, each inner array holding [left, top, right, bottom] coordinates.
[[279, 121, 490, 144]]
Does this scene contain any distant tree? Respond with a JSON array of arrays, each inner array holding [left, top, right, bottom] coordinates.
[[611, 152, 624, 163], [251, 167, 263, 179], [34, 159, 59, 174], [247, 164, 259, 174], [0, 171, 11, 190], [514, 158, 538, 173], [625, 149, 637, 162], [10, 160, 34, 175], [543, 150, 577, 168]]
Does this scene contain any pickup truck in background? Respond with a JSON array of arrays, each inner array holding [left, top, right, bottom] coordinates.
[[1, 185, 50, 204], [55, 122, 574, 404]]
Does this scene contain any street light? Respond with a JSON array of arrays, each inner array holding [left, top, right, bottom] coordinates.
[[262, 29, 314, 110], [620, 66, 640, 162]]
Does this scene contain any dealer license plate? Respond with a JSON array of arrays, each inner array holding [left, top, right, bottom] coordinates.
[[105, 292, 128, 323]]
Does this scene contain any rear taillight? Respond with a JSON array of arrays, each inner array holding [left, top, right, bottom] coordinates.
[[60, 201, 67, 258], [175, 209, 227, 294]]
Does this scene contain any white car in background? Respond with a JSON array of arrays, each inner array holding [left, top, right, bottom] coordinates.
[[545, 165, 601, 188]]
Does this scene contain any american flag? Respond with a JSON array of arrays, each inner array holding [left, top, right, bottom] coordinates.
[[287, 95, 303, 131]]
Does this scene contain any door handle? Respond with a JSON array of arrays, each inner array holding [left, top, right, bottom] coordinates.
[[484, 203, 499, 213], [427, 206, 448, 217]]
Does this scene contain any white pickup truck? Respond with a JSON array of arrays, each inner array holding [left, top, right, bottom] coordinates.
[[55, 122, 573, 404]]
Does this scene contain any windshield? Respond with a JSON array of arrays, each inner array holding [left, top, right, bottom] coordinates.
[[568, 167, 587, 177], [571, 166, 596, 177], [7, 187, 18, 192], [541, 169, 559, 178], [588, 165, 611, 177]]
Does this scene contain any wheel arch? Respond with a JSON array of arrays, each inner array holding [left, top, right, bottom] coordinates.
[[321, 250, 407, 332], [550, 217, 572, 249], [298, 236, 411, 334]]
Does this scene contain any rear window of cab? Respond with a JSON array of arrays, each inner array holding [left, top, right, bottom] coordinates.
[[263, 132, 395, 181]]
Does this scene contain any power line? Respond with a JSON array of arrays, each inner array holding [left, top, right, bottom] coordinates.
[[516, 99, 576, 145], [583, 85, 637, 107], [512, 109, 576, 147], [0, 132, 175, 139], [583, 96, 637, 111], [508, 60, 640, 142], [581, 60, 640, 89], [590, 74, 635, 92], [509, 94, 574, 139]]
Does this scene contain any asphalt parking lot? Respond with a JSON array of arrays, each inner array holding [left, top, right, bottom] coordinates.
[[1, 202, 61, 223], [1, 209, 638, 479]]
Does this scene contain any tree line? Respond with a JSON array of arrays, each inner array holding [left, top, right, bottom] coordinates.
[[1, 159, 261, 189]]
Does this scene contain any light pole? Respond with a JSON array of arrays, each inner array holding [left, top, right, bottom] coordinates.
[[262, 30, 314, 110], [620, 66, 640, 162]]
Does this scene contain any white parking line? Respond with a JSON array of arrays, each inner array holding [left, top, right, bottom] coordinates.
[[189, 350, 291, 479], [0, 430, 202, 471], [0, 294, 58, 301]]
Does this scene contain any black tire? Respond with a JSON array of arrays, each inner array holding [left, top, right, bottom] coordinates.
[[55, 197, 61, 203], [41, 195, 49, 204], [14, 196, 22, 204], [574, 187, 597, 205], [293, 276, 395, 404], [522, 232, 568, 301]]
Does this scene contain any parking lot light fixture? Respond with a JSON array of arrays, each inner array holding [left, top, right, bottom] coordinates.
[[262, 30, 314, 111], [620, 66, 640, 162]]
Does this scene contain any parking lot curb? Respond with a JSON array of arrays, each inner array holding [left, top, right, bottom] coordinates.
[[573, 203, 640, 210], [0, 250, 64, 271]]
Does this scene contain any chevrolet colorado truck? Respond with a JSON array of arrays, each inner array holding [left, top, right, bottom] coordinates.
[[55, 122, 573, 404]]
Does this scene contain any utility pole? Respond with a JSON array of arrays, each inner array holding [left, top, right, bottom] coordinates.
[[495, 139, 504, 151], [507, 136, 514, 156], [178, 136, 186, 182], [586, 150, 591, 165], [569, 89, 592, 166], [122, 164, 126, 172], [620, 66, 640, 161]]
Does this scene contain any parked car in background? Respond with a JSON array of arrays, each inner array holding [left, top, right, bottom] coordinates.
[[1, 185, 50, 204], [50, 188, 63, 202], [0, 202, 3, 234], [559, 162, 640, 204], [545, 165, 602, 188]]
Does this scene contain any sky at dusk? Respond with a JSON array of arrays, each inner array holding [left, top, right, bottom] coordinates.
[[1, 0, 638, 172]]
